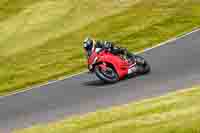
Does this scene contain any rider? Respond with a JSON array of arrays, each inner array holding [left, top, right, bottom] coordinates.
[[83, 37, 135, 62]]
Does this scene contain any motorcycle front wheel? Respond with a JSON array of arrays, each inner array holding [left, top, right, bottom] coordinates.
[[95, 65, 119, 83]]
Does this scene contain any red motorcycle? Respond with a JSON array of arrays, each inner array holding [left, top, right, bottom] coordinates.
[[86, 47, 151, 83]]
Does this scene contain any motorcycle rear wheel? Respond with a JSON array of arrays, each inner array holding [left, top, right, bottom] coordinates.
[[142, 61, 151, 74], [135, 55, 151, 74]]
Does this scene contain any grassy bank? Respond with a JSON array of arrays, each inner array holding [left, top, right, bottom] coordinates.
[[0, 0, 200, 94], [14, 86, 200, 133]]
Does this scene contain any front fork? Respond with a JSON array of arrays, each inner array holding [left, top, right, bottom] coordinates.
[[98, 63, 108, 71], [89, 62, 107, 73]]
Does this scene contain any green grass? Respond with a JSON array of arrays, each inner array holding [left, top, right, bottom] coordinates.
[[0, 0, 200, 94], [14, 86, 200, 133]]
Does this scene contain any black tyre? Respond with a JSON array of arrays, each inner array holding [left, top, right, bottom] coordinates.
[[95, 65, 119, 83], [143, 61, 151, 74], [135, 55, 151, 74]]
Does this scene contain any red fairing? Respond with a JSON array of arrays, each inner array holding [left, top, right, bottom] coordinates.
[[87, 48, 134, 79], [98, 52, 128, 79], [88, 49, 97, 65]]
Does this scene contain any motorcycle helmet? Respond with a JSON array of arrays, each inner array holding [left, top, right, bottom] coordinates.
[[83, 37, 93, 56]]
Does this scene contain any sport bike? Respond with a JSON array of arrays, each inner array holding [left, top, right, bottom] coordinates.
[[86, 47, 150, 83]]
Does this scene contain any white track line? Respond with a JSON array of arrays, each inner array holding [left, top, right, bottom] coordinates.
[[0, 28, 200, 99], [136, 28, 200, 54]]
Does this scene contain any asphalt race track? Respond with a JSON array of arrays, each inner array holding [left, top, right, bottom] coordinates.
[[0, 30, 200, 132]]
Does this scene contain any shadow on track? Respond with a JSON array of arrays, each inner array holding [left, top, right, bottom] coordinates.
[[82, 80, 115, 86], [82, 75, 136, 86]]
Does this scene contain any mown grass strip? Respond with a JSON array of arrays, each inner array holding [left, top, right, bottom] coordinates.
[[14, 86, 200, 133]]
